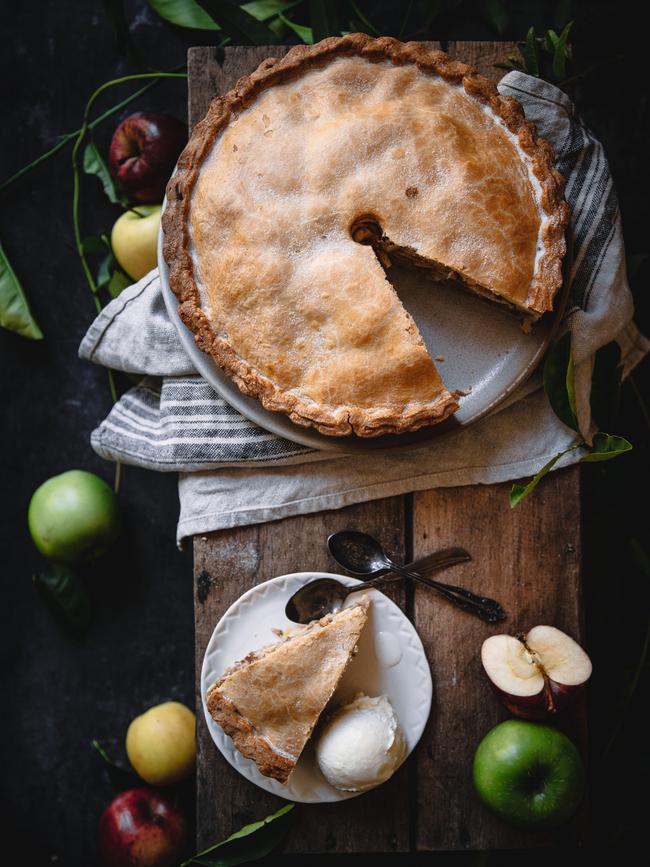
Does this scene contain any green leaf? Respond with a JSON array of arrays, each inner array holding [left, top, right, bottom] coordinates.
[[182, 803, 294, 866], [196, 0, 280, 43], [522, 26, 540, 77], [551, 20, 573, 80], [543, 330, 578, 431], [280, 13, 313, 43], [83, 141, 123, 204], [148, 0, 297, 29], [590, 341, 622, 431], [97, 252, 115, 290], [92, 740, 140, 791], [580, 432, 632, 463], [544, 28, 559, 53], [147, 0, 219, 29], [0, 240, 43, 339], [108, 268, 132, 298], [32, 566, 91, 634], [95, 251, 131, 297], [82, 235, 111, 255], [478, 0, 509, 35], [309, 0, 337, 42], [509, 444, 579, 507], [244, 1, 300, 19]]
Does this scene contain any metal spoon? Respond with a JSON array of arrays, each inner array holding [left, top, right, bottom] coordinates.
[[328, 531, 506, 623], [285, 547, 471, 623]]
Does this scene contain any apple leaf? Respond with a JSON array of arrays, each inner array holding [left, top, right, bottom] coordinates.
[[147, 0, 219, 29], [543, 330, 579, 431], [279, 13, 313, 43], [580, 432, 633, 462], [32, 566, 90, 634], [81, 234, 111, 255], [510, 443, 581, 507], [147, 0, 296, 30], [108, 268, 132, 298], [196, 0, 280, 43], [83, 141, 124, 205], [182, 803, 294, 866], [92, 740, 140, 791], [522, 26, 540, 77], [590, 341, 622, 431], [244, 1, 301, 19], [0, 240, 44, 339], [96, 251, 131, 298], [551, 20, 573, 79]]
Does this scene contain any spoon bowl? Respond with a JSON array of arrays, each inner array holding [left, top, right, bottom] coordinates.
[[285, 578, 351, 623], [327, 531, 389, 575]]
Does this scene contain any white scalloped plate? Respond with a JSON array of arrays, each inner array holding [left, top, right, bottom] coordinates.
[[200, 572, 432, 803]]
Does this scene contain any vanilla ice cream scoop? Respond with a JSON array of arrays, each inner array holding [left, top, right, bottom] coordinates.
[[315, 694, 406, 792]]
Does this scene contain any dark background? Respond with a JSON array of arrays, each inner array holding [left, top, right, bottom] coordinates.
[[1, 1, 648, 863]]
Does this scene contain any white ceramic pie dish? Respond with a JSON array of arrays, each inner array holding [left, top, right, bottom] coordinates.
[[200, 572, 432, 803], [159, 223, 569, 452]]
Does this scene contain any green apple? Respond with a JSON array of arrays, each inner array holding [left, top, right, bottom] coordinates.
[[126, 701, 196, 786], [472, 719, 584, 828], [111, 204, 161, 280], [28, 470, 121, 564]]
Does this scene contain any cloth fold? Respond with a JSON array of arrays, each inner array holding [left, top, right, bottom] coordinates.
[[79, 71, 648, 543]]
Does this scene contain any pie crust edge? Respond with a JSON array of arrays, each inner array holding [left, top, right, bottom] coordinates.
[[162, 34, 569, 438]]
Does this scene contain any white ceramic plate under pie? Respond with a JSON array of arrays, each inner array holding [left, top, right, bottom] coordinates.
[[200, 572, 432, 803]]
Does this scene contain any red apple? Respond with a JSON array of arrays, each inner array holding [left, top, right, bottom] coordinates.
[[97, 788, 188, 867], [109, 113, 186, 203], [481, 625, 592, 720]]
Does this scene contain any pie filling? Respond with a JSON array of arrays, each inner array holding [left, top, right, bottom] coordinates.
[[349, 215, 527, 317]]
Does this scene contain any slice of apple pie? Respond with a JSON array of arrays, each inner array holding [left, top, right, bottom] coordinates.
[[206, 599, 369, 783]]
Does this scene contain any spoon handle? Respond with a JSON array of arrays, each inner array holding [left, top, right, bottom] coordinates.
[[390, 563, 506, 623]]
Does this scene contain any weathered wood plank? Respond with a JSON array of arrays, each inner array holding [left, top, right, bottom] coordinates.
[[189, 39, 585, 855], [412, 467, 585, 850], [194, 497, 408, 853], [188, 46, 291, 130]]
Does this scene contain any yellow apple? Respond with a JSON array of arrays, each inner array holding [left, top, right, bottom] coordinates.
[[126, 701, 196, 786], [111, 204, 161, 281]]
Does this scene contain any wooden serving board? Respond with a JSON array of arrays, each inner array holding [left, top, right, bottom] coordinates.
[[190, 42, 586, 853]]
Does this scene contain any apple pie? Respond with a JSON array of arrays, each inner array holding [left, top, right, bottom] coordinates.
[[163, 35, 569, 436], [206, 599, 369, 783]]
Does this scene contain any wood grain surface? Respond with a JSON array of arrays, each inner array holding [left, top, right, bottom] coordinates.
[[188, 41, 585, 853]]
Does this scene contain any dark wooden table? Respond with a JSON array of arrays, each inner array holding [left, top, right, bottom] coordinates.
[[189, 43, 586, 853]]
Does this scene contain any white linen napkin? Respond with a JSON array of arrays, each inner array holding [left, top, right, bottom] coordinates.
[[79, 71, 648, 544]]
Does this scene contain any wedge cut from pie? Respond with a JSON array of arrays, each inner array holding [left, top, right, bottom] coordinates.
[[206, 599, 369, 783], [163, 34, 569, 437]]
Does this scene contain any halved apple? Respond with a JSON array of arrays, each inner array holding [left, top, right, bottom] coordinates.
[[481, 626, 592, 720]]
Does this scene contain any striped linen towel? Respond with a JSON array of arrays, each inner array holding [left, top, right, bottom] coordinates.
[[79, 71, 647, 539]]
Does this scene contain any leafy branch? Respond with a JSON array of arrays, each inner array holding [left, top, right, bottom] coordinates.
[[181, 804, 294, 866], [510, 332, 633, 507], [0, 74, 182, 342], [496, 22, 574, 84]]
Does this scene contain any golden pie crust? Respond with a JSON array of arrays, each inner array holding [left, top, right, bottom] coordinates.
[[163, 34, 569, 437], [206, 600, 369, 783]]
